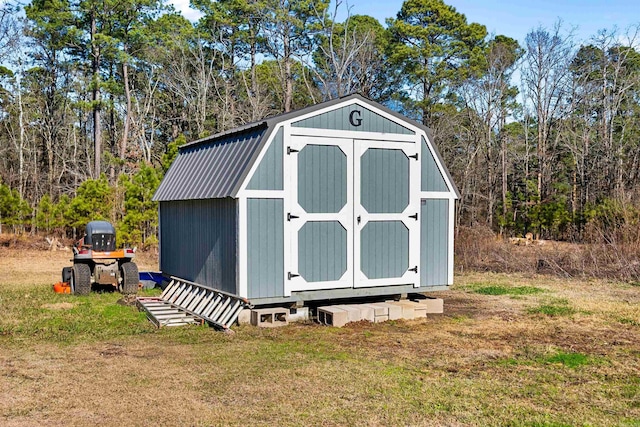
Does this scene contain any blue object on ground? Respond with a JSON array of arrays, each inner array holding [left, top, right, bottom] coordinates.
[[139, 271, 163, 284], [139, 271, 164, 289]]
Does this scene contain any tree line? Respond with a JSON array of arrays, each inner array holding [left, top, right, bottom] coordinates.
[[0, 0, 639, 247]]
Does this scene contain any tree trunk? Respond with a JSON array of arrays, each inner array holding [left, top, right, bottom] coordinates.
[[121, 52, 131, 162], [501, 122, 508, 234], [16, 75, 25, 199], [250, 31, 258, 121], [284, 31, 292, 112], [91, 12, 101, 177]]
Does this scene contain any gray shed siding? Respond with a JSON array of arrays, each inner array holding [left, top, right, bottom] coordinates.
[[292, 104, 415, 135], [420, 199, 449, 286], [421, 137, 448, 192], [247, 198, 284, 298], [247, 128, 283, 191], [159, 198, 237, 294]]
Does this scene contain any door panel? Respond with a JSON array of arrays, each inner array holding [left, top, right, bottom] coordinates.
[[361, 220, 409, 279], [299, 221, 347, 282], [361, 148, 410, 214], [297, 144, 347, 213]]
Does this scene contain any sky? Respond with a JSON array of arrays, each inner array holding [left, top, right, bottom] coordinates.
[[169, 0, 640, 46], [340, 0, 639, 43]]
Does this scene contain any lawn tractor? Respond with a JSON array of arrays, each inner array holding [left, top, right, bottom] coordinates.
[[59, 221, 139, 295]]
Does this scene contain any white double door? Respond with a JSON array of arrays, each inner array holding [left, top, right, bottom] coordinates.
[[285, 135, 420, 293]]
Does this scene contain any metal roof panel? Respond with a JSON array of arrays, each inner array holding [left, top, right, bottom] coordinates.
[[153, 127, 266, 201]]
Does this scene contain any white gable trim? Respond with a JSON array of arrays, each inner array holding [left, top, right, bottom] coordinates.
[[419, 131, 459, 199], [235, 124, 283, 198]]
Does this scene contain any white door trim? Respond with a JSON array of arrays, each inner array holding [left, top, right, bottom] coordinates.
[[284, 135, 354, 294], [353, 139, 421, 288]]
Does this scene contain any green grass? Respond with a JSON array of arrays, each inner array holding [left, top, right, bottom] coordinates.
[[0, 284, 159, 345], [527, 298, 576, 317], [475, 285, 545, 296], [542, 351, 591, 368], [619, 317, 640, 327], [498, 350, 600, 369]]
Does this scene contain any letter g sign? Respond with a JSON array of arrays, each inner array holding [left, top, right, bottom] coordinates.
[[349, 110, 362, 127]]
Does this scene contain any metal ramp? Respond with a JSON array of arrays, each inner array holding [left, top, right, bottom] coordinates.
[[137, 276, 251, 330]]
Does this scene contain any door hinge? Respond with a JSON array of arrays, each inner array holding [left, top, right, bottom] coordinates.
[[409, 265, 418, 273], [409, 153, 418, 160], [409, 213, 418, 220], [287, 146, 299, 155], [288, 272, 300, 280], [287, 213, 299, 221]]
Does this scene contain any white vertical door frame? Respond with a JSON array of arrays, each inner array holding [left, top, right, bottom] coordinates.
[[282, 125, 293, 296], [284, 134, 354, 295], [353, 138, 421, 288]]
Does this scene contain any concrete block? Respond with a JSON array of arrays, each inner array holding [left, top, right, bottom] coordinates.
[[365, 304, 389, 317], [251, 307, 289, 328], [345, 304, 374, 322], [334, 305, 362, 322], [411, 297, 444, 314], [376, 302, 403, 320], [395, 301, 427, 318], [387, 301, 415, 320], [237, 308, 251, 325], [317, 306, 349, 327], [373, 314, 389, 323], [288, 306, 310, 323]]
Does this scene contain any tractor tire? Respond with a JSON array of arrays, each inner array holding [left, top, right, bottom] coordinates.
[[62, 266, 72, 283], [71, 263, 91, 296], [120, 262, 139, 295]]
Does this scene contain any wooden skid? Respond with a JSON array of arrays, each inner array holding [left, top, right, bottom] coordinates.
[[136, 277, 251, 330]]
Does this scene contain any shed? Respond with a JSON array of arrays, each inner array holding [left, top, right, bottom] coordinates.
[[153, 94, 459, 305]]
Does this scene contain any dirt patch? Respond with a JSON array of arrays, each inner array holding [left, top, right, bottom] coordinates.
[[41, 302, 75, 311], [0, 248, 158, 288], [99, 343, 127, 357], [116, 295, 138, 306]]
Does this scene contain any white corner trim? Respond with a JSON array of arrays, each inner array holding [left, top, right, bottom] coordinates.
[[238, 196, 248, 298]]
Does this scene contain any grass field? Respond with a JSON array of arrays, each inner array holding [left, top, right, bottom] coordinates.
[[0, 248, 639, 426]]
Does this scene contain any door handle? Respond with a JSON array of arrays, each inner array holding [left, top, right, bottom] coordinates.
[[357, 215, 361, 224], [287, 213, 299, 221]]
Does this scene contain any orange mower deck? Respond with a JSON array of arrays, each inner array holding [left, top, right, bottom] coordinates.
[[53, 281, 71, 294]]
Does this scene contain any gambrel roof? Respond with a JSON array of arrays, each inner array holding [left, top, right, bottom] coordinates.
[[153, 94, 459, 202]]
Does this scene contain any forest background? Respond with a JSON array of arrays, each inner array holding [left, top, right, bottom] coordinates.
[[0, 0, 639, 263]]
